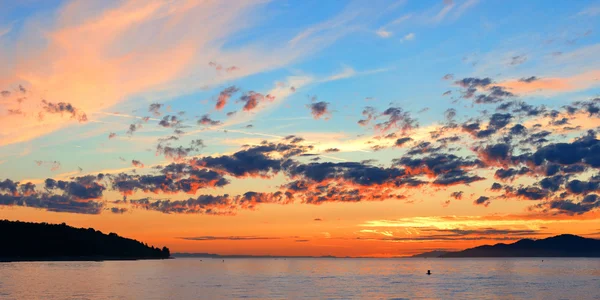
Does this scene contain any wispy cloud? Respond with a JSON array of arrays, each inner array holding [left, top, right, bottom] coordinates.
[[361, 214, 594, 230], [321, 66, 393, 83], [0, 0, 367, 147], [179, 236, 282, 241], [375, 14, 411, 38], [288, 1, 368, 47], [0, 24, 12, 38], [400, 32, 415, 42], [499, 70, 600, 95], [427, 0, 479, 24], [577, 4, 600, 17]]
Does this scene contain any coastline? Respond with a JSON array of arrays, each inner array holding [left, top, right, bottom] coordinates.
[[0, 256, 173, 263]]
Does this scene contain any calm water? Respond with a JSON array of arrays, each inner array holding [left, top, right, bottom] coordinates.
[[1, 258, 599, 299]]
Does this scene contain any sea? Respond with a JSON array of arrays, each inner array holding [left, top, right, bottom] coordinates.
[[1, 258, 599, 299]]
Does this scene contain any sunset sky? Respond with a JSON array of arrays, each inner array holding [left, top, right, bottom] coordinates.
[[1, 0, 600, 257]]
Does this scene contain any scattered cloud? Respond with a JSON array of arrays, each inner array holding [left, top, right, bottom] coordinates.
[[400, 32, 415, 42]]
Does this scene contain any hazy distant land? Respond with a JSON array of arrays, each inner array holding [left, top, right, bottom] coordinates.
[[412, 234, 600, 258]]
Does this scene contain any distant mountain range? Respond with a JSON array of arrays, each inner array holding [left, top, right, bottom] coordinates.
[[412, 234, 600, 258], [0, 220, 170, 262]]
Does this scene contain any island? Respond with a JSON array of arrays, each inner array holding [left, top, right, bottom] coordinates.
[[412, 234, 600, 258], [0, 220, 170, 262]]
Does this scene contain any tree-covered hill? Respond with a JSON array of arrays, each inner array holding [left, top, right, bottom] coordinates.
[[0, 220, 170, 261]]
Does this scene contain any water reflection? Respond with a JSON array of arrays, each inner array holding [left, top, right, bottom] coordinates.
[[1, 258, 599, 299]]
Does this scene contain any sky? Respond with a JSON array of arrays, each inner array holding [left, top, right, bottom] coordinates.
[[0, 0, 599, 257]]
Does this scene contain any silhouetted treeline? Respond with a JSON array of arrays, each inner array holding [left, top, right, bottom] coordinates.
[[0, 220, 170, 261]]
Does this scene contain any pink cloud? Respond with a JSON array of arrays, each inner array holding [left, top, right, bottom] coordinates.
[[499, 70, 600, 95]]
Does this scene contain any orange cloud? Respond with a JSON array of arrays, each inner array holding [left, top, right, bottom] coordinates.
[[499, 70, 600, 95], [0, 0, 324, 147]]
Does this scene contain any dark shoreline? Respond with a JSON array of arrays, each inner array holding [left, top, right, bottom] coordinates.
[[4, 256, 600, 262], [1, 256, 173, 263]]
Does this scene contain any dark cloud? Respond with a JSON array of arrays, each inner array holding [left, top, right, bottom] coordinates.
[[565, 177, 599, 195], [455, 77, 492, 89], [111, 166, 229, 196], [514, 186, 549, 200], [2, 178, 104, 214], [582, 194, 599, 204], [284, 135, 305, 144], [538, 175, 566, 192], [194, 147, 286, 177], [509, 124, 527, 135], [528, 131, 599, 167], [450, 191, 463, 200], [395, 154, 481, 176], [437, 136, 460, 144], [539, 198, 600, 215], [395, 137, 413, 147], [131, 191, 291, 214], [308, 101, 331, 120], [198, 114, 222, 126], [158, 115, 182, 128], [509, 55, 527, 66], [474, 86, 514, 104], [358, 106, 376, 126], [44, 176, 106, 200], [522, 130, 552, 146], [488, 113, 512, 130], [474, 196, 491, 206], [454, 77, 516, 103], [110, 207, 128, 214], [284, 180, 409, 205], [127, 123, 142, 135], [406, 142, 444, 155], [461, 121, 481, 136], [494, 167, 531, 180], [285, 161, 407, 186], [477, 143, 511, 166], [41, 100, 88, 122], [148, 103, 163, 116], [491, 182, 503, 191], [156, 139, 206, 160], [444, 108, 457, 122], [374, 107, 418, 133], [519, 76, 538, 83], [156, 145, 194, 160], [510, 101, 546, 116], [432, 169, 485, 186], [0, 179, 20, 195]]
